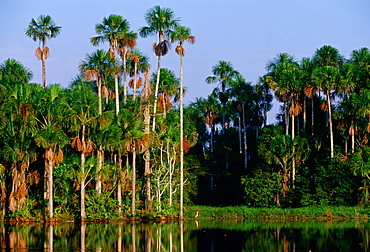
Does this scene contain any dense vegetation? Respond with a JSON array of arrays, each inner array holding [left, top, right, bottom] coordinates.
[[1, 6, 370, 222]]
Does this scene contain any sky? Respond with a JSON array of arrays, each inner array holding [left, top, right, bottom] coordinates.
[[1, 0, 369, 124]]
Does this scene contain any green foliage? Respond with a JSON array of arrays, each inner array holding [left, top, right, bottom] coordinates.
[[241, 171, 280, 207], [85, 191, 121, 220]]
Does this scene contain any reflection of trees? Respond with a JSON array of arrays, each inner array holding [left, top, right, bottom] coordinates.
[[1, 220, 370, 250]]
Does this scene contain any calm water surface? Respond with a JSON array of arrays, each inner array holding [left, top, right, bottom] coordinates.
[[0, 219, 369, 251]]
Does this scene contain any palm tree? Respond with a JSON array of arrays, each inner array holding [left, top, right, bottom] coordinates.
[[139, 5, 180, 131], [66, 82, 99, 221], [312, 45, 343, 158], [79, 49, 113, 115], [151, 68, 180, 119], [313, 66, 340, 158], [25, 15, 61, 89], [127, 49, 150, 100], [91, 14, 136, 116], [0, 82, 40, 213], [117, 30, 137, 103], [266, 53, 298, 135], [34, 85, 69, 219], [170, 25, 195, 218], [230, 74, 255, 170], [206, 61, 238, 129]]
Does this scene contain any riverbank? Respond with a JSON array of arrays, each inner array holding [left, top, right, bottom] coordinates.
[[184, 206, 370, 220]]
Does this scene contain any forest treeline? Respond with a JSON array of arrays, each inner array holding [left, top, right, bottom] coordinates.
[[1, 6, 370, 221]]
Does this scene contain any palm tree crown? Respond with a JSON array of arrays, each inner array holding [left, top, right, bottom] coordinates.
[[25, 15, 61, 46], [25, 15, 61, 89]]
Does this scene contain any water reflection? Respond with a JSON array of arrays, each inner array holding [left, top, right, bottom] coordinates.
[[0, 219, 369, 251]]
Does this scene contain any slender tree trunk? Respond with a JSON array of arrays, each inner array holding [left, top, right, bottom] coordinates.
[[46, 148, 54, 220], [152, 32, 164, 131], [143, 70, 152, 210], [327, 91, 334, 158], [303, 96, 307, 132], [114, 74, 120, 116], [238, 114, 242, 154], [351, 118, 355, 153], [41, 43, 47, 89], [117, 152, 122, 213], [133, 62, 138, 100], [284, 101, 289, 135], [242, 102, 248, 170], [131, 147, 136, 218], [311, 97, 315, 136], [291, 115, 296, 188], [123, 49, 128, 103], [80, 125, 86, 221], [96, 147, 103, 194], [98, 79, 102, 115], [179, 54, 184, 219], [152, 54, 161, 131]]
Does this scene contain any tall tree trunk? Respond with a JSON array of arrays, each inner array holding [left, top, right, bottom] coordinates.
[[291, 115, 296, 188], [238, 114, 242, 154], [46, 147, 54, 220], [95, 147, 103, 194], [152, 32, 164, 131], [143, 69, 152, 210], [114, 74, 120, 116], [80, 125, 86, 221], [117, 153, 122, 213], [152, 55, 161, 131], [311, 97, 315, 136], [179, 54, 184, 219], [41, 43, 47, 89], [327, 91, 334, 158], [98, 79, 102, 115], [303, 96, 307, 132], [284, 101, 289, 135], [351, 118, 355, 153], [131, 147, 136, 218], [133, 61, 138, 100], [122, 49, 128, 103], [242, 102, 248, 170]]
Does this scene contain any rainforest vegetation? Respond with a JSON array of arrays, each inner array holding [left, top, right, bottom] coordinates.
[[1, 6, 370, 221]]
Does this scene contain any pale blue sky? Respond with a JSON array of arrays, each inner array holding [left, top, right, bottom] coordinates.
[[1, 0, 369, 123]]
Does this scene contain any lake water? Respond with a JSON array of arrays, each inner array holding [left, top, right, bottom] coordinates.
[[0, 219, 369, 251]]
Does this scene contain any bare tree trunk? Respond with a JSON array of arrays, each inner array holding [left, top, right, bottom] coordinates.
[[131, 147, 136, 218], [152, 54, 162, 131], [143, 70, 152, 210], [122, 50, 128, 103], [46, 148, 54, 219], [80, 125, 86, 221], [95, 147, 103, 194], [98, 79, 102, 115], [179, 54, 184, 219], [327, 91, 334, 158], [242, 102, 248, 170], [41, 51, 47, 89], [133, 62, 138, 100], [114, 74, 120, 116]]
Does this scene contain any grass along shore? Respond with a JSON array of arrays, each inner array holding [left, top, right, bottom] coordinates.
[[183, 206, 370, 220]]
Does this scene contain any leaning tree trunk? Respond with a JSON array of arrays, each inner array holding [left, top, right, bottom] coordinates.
[[152, 32, 164, 131]]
